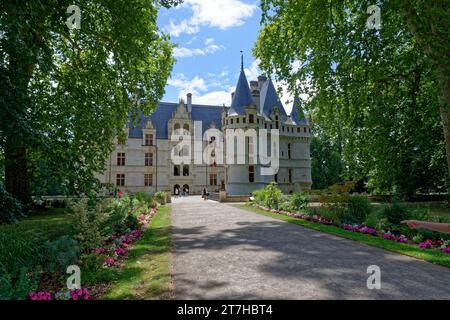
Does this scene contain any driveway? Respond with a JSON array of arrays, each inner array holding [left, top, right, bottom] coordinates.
[[171, 196, 450, 299]]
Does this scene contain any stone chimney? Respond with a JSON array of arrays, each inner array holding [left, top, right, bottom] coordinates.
[[258, 75, 267, 89], [187, 93, 192, 112]]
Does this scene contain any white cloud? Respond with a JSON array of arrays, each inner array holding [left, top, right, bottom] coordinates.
[[168, 73, 235, 106], [173, 39, 226, 58], [164, 20, 199, 37], [244, 59, 261, 81], [194, 89, 235, 106], [168, 74, 208, 96], [164, 0, 257, 37]]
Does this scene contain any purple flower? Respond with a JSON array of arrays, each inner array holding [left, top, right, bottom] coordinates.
[[419, 241, 432, 249]]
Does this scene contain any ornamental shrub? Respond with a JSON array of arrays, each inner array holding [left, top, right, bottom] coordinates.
[[0, 267, 40, 300], [381, 201, 411, 225], [345, 196, 372, 224], [43, 236, 79, 274], [70, 199, 108, 252], [0, 183, 25, 224], [154, 191, 167, 205], [289, 192, 309, 212], [264, 182, 283, 209]]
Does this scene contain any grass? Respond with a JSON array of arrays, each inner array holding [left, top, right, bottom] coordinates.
[[237, 204, 450, 269], [104, 205, 173, 300], [0, 208, 72, 240], [372, 202, 450, 220]]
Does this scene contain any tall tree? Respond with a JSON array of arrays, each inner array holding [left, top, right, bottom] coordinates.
[[0, 0, 180, 202], [254, 0, 449, 195]]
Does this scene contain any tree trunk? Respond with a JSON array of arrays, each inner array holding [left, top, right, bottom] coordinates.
[[5, 140, 31, 205]]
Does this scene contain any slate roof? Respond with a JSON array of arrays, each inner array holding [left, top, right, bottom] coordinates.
[[128, 102, 223, 140], [291, 96, 308, 125], [229, 69, 255, 115], [259, 78, 288, 118]]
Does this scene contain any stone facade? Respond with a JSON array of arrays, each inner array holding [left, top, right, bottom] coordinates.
[[98, 69, 312, 196]]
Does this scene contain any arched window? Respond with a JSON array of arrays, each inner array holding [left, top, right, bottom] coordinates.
[[174, 123, 181, 131], [174, 165, 180, 176], [183, 165, 189, 176], [183, 124, 190, 132]]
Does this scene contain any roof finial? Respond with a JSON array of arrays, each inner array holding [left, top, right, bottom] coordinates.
[[240, 50, 244, 72]]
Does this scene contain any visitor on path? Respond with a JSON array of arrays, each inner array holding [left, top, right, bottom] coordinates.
[[202, 188, 208, 200], [401, 220, 450, 233], [174, 187, 179, 198]]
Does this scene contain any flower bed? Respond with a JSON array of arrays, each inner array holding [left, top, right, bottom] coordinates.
[[252, 204, 450, 254], [26, 206, 159, 300]]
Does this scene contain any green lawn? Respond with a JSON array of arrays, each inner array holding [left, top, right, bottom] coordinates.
[[104, 205, 173, 300], [238, 204, 450, 268], [0, 208, 72, 240]]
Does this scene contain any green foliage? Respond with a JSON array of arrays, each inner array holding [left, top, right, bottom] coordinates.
[[1, 1, 177, 199], [0, 268, 40, 300], [43, 236, 79, 274], [289, 192, 309, 212], [252, 182, 283, 209], [70, 199, 108, 252], [381, 201, 412, 226], [254, 0, 450, 196], [0, 183, 25, 224], [154, 192, 167, 205], [0, 229, 43, 277], [346, 196, 373, 224], [134, 192, 153, 206], [311, 133, 343, 189]]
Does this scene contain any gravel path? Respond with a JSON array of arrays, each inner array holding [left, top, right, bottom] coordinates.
[[171, 196, 450, 299]]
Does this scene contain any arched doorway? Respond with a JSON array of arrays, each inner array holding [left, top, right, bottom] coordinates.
[[173, 184, 180, 196]]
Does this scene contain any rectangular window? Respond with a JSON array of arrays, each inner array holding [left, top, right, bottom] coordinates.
[[174, 165, 180, 176], [145, 134, 153, 146], [116, 174, 125, 187], [230, 119, 234, 125], [297, 127, 301, 133], [249, 165, 255, 183], [288, 144, 292, 159], [236, 118, 240, 124], [145, 153, 153, 166], [209, 174, 218, 186], [243, 117, 246, 124], [247, 137, 254, 164], [117, 152, 126, 166], [144, 174, 153, 187], [249, 114, 254, 124], [289, 169, 293, 184]]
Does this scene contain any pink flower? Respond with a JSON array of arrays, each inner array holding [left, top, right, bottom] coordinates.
[[105, 257, 115, 266], [29, 292, 52, 300]]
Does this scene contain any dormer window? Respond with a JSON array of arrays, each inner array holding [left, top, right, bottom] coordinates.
[[145, 134, 153, 146]]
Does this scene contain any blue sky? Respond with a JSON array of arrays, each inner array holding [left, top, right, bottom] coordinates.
[[157, 0, 297, 111]]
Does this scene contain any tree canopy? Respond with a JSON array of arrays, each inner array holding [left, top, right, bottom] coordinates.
[[1, 0, 180, 201], [254, 0, 450, 196]]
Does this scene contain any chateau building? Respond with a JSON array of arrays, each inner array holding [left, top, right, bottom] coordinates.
[[98, 62, 312, 196]]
